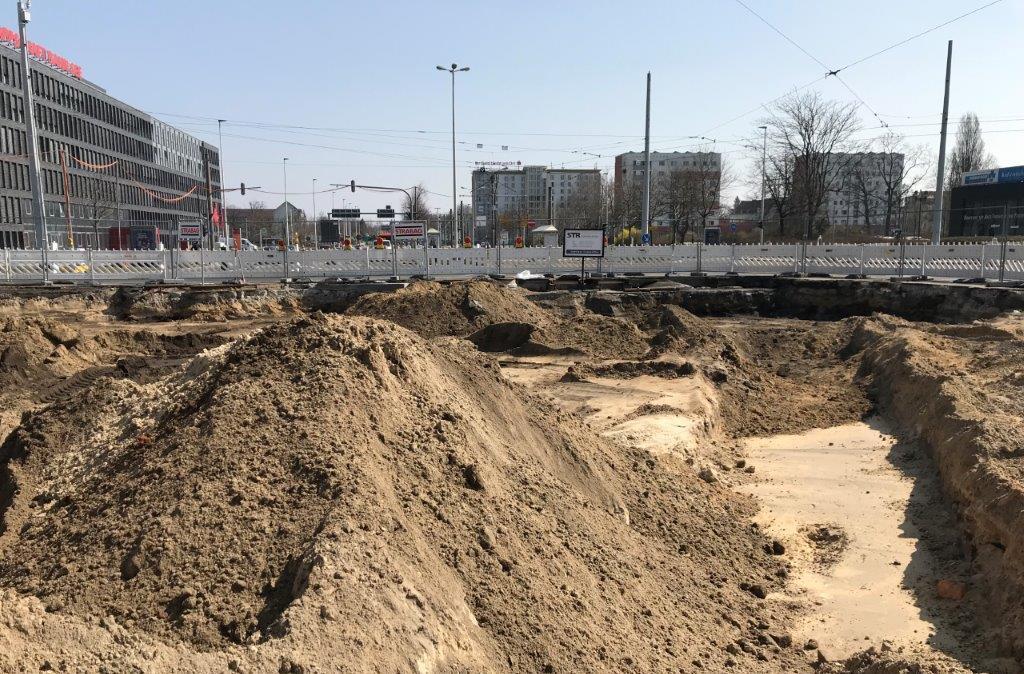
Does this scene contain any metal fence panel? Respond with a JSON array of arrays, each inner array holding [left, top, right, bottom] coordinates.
[[0, 244, 1022, 284]]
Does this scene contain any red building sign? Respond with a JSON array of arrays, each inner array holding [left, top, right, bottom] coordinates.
[[0, 27, 83, 79]]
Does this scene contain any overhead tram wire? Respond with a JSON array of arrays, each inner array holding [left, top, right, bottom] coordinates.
[[703, 0, 1005, 137], [731, 0, 889, 129]]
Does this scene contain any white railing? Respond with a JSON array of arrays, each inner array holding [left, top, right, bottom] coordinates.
[[0, 243, 1021, 284]]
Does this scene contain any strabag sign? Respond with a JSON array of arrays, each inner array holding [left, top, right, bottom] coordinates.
[[393, 223, 425, 238], [563, 229, 605, 258], [178, 223, 202, 241]]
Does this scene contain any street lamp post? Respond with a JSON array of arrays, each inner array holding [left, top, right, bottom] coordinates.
[[759, 125, 767, 244], [283, 158, 290, 278], [437, 63, 469, 245], [18, 0, 48, 277]]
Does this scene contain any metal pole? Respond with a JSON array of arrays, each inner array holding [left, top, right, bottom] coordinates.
[[283, 158, 290, 280], [451, 70, 457, 244], [18, 0, 48, 280], [641, 72, 652, 241], [759, 125, 767, 242], [218, 119, 228, 241], [312, 177, 318, 250], [932, 40, 952, 245]]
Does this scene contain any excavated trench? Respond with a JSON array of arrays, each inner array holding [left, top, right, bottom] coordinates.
[[0, 279, 1021, 672]]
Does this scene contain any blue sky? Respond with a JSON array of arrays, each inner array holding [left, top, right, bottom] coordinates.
[[19, 0, 1024, 215]]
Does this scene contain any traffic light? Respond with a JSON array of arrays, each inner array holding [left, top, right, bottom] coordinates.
[[240, 182, 246, 196], [350, 180, 356, 193]]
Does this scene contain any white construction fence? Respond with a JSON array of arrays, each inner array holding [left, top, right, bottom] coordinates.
[[1, 242, 1022, 284]]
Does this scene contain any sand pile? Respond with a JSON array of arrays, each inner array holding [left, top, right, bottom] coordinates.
[[348, 281, 649, 358], [0, 313, 804, 672], [109, 286, 301, 322]]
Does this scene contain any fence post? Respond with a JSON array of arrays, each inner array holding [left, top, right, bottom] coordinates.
[[88, 248, 96, 285], [497, 243, 502, 276], [920, 246, 928, 277], [793, 243, 799, 274], [898, 242, 906, 279], [979, 245, 986, 280], [4, 248, 9, 283], [365, 246, 370, 280], [858, 245, 866, 277], [696, 242, 702, 275], [669, 243, 675, 275], [548, 246, 554, 276], [999, 240, 1008, 282], [729, 243, 736, 273]]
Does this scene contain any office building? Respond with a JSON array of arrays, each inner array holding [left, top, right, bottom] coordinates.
[[0, 30, 221, 248], [471, 165, 601, 242]]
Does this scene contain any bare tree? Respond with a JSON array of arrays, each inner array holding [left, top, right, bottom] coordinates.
[[402, 183, 430, 220], [84, 177, 117, 247], [947, 112, 995, 189], [764, 92, 860, 238], [874, 132, 931, 234], [656, 169, 698, 243], [763, 150, 797, 238], [563, 175, 605, 229], [692, 150, 729, 234], [612, 181, 644, 234]]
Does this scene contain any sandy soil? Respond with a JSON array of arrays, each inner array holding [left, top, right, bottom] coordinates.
[[0, 281, 1019, 673], [742, 422, 985, 664]]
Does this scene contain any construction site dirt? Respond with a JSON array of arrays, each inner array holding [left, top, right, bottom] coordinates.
[[0, 279, 1021, 673]]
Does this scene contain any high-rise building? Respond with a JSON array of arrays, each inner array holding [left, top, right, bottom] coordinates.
[[471, 165, 601, 242], [0, 31, 221, 249]]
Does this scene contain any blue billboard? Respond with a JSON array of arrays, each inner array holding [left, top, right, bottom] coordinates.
[[997, 165, 1024, 183], [963, 165, 1024, 186]]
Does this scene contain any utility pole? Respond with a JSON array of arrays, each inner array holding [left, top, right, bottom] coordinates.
[[218, 119, 228, 241], [641, 72, 652, 242], [932, 40, 952, 245], [18, 0, 48, 274], [312, 177, 318, 249], [282, 158, 290, 278], [759, 125, 767, 244]]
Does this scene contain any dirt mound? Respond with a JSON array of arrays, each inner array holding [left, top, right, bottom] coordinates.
[[0, 313, 804, 672], [560, 359, 696, 382], [350, 281, 649, 358], [820, 645, 973, 673], [347, 281, 548, 339], [647, 305, 724, 355], [707, 319, 872, 438], [110, 286, 301, 322]]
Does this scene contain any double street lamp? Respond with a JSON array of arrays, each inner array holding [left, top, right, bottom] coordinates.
[[436, 63, 469, 244]]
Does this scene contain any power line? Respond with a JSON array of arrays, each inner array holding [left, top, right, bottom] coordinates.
[[731, 0, 829, 70], [704, 0, 1004, 136], [836, 0, 1005, 72]]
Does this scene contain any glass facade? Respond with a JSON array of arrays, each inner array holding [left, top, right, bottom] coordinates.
[[0, 43, 221, 248]]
